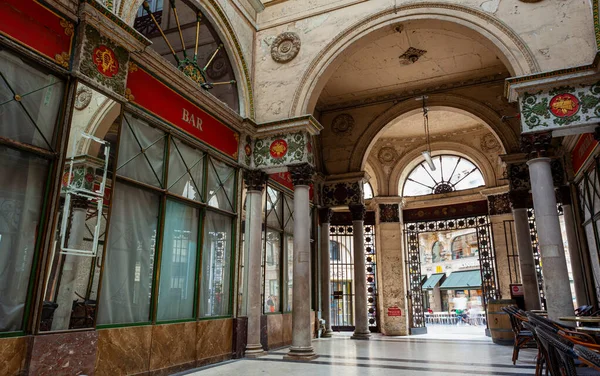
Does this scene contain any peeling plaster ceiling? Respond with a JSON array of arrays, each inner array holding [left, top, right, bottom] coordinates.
[[318, 20, 508, 106], [381, 110, 483, 139]]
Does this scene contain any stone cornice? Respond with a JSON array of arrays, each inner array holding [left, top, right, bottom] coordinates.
[[371, 196, 405, 207], [479, 185, 510, 197], [505, 52, 600, 102], [499, 153, 528, 165], [254, 115, 323, 137], [325, 171, 369, 184]]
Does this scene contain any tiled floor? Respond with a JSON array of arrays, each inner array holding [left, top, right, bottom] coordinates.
[[180, 329, 537, 376]]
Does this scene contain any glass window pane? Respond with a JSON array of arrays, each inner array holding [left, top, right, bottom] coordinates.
[[167, 139, 205, 202], [207, 157, 236, 211], [264, 230, 281, 313], [266, 187, 282, 229], [283, 195, 294, 233], [97, 183, 159, 325], [285, 234, 293, 311], [0, 147, 48, 332], [117, 113, 165, 187], [364, 182, 373, 200], [157, 200, 198, 321], [199, 211, 233, 317], [0, 50, 64, 149]]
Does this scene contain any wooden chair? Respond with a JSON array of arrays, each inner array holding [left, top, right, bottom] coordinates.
[[503, 306, 535, 365]]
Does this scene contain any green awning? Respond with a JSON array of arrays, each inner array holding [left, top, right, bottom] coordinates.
[[422, 273, 445, 290], [440, 270, 482, 290]]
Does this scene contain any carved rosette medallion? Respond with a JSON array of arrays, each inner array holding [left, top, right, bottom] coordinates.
[[74, 86, 93, 110], [379, 204, 400, 222], [480, 134, 500, 152], [206, 56, 229, 80], [332, 114, 354, 134], [488, 193, 511, 216], [271, 32, 301, 63], [243, 170, 268, 192], [378, 147, 398, 165]]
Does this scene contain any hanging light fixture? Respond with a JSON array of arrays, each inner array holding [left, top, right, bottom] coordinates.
[[418, 96, 436, 171]]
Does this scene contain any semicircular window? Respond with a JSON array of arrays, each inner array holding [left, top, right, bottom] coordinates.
[[134, 0, 239, 112], [402, 154, 484, 197]]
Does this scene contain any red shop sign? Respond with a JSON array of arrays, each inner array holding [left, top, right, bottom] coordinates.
[[126, 64, 239, 160], [387, 306, 402, 317], [572, 133, 598, 175], [0, 0, 74, 67]]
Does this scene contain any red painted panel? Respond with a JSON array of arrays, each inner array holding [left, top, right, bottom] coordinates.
[[269, 171, 314, 200], [126, 66, 239, 159], [0, 0, 73, 63], [572, 133, 598, 175]]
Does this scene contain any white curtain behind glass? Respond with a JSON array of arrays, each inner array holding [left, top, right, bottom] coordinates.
[[0, 147, 48, 331], [200, 211, 232, 317], [157, 200, 198, 320], [97, 183, 159, 325]]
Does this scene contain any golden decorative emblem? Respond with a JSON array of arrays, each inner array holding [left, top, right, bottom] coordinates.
[[60, 19, 74, 37], [549, 93, 580, 117], [182, 64, 206, 85], [269, 139, 288, 159], [54, 52, 70, 69], [128, 61, 139, 73], [124, 88, 135, 102], [93, 46, 119, 77]]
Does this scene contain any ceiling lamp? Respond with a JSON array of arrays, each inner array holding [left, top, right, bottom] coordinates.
[[418, 96, 436, 171]]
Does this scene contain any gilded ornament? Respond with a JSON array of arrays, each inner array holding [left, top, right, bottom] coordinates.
[[93, 46, 119, 77], [271, 32, 301, 63], [128, 61, 139, 73], [55, 51, 70, 68], [124, 88, 135, 102], [60, 19, 74, 36]]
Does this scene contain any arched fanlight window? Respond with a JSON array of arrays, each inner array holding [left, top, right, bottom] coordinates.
[[133, 0, 239, 112], [364, 182, 374, 200], [402, 154, 484, 197]]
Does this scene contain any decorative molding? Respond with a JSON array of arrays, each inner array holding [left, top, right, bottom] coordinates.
[[289, 163, 315, 186], [399, 47, 427, 65], [487, 193, 511, 216], [243, 169, 268, 191], [349, 204, 366, 221], [403, 200, 489, 222], [480, 133, 501, 152], [271, 32, 301, 63], [508, 190, 532, 209], [520, 132, 552, 157], [253, 131, 314, 169], [551, 158, 566, 187], [331, 113, 354, 134], [74, 86, 93, 110], [322, 181, 363, 207], [507, 162, 531, 191], [379, 204, 400, 222], [377, 146, 398, 165]]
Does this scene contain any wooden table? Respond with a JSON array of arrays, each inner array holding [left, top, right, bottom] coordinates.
[[576, 326, 600, 333], [559, 316, 600, 327]]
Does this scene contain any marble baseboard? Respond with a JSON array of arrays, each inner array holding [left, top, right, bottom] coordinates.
[[147, 360, 196, 376], [0, 336, 30, 376], [197, 353, 232, 367], [28, 331, 98, 376], [282, 314, 292, 344], [149, 322, 196, 371], [232, 317, 247, 359], [260, 315, 268, 350], [95, 325, 152, 376], [267, 314, 283, 349], [196, 319, 233, 360]]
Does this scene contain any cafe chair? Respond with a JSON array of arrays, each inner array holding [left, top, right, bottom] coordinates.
[[523, 321, 547, 376], [503, 306, 535, 365], [536, 327, 600, 376], [574, 345, 600, 372]]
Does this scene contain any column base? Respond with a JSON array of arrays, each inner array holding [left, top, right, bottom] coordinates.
[[245, 344, 266, 358], [321, 329, 333, 338], [351, 331, 371, 340], [283, 346, 318, 361]]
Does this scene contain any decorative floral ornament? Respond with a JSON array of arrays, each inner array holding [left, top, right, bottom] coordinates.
[[93, 45, 119, 77], [269, 139, 288, 159], [271, 32, 301, 63]]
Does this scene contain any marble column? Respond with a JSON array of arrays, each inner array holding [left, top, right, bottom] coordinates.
[[350, 204, 370, 340], [560, 186, 588, 306], [510, 192, 541, 310], [319, 208, 333, 338], [243, 170, 268, 358], [285, 164, 318, 361], [527, 157, 574, 322]]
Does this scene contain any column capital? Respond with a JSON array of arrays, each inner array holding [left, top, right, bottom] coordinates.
[[318, 207, 332, 223], [349, 204, 366, 221], [289, 163, 314, 186], [509, 190, 532, 209], [243, 169, 268, 192], [520, 132, 552, 158]]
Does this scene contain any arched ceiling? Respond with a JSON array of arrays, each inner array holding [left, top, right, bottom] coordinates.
[[381, 110, 483, 139], [317, 20, 509, 107]]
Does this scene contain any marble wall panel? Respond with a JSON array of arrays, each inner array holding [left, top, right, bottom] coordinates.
[[28, 331, 98, 376], [260, 315, 268, 350], [282, 313, 292, 345], [266, 314, 283, 348], [95, 325, 152, 376], [0, 336, 29, 376], [232, 317, 248, 359], [196, 319, 233, 361], [149, 322, 196, 372]]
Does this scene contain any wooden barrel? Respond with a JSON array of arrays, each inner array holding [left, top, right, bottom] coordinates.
[[487, 299, 516, 346]]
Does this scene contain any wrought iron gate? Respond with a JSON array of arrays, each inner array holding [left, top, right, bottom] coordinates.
[[404, 215, 500, 331], [329, 223, 379, 332]]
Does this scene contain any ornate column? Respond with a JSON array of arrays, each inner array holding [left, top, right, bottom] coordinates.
[[559, 186, 588, 306], [285, 164, 318, 361], [319, 208, 333, 338], [243, 170, 268, 358], [509, 191, 541, 310], [350, 204, 371, 340], [523, 134, 573, 322]]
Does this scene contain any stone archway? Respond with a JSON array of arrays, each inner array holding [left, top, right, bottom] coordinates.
[[291, 2, 539, 119]]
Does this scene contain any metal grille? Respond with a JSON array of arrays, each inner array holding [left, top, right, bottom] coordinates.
[[404, 215, 500, 329], [503, 220, 521, 284], [329, 224, 378, 331]]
